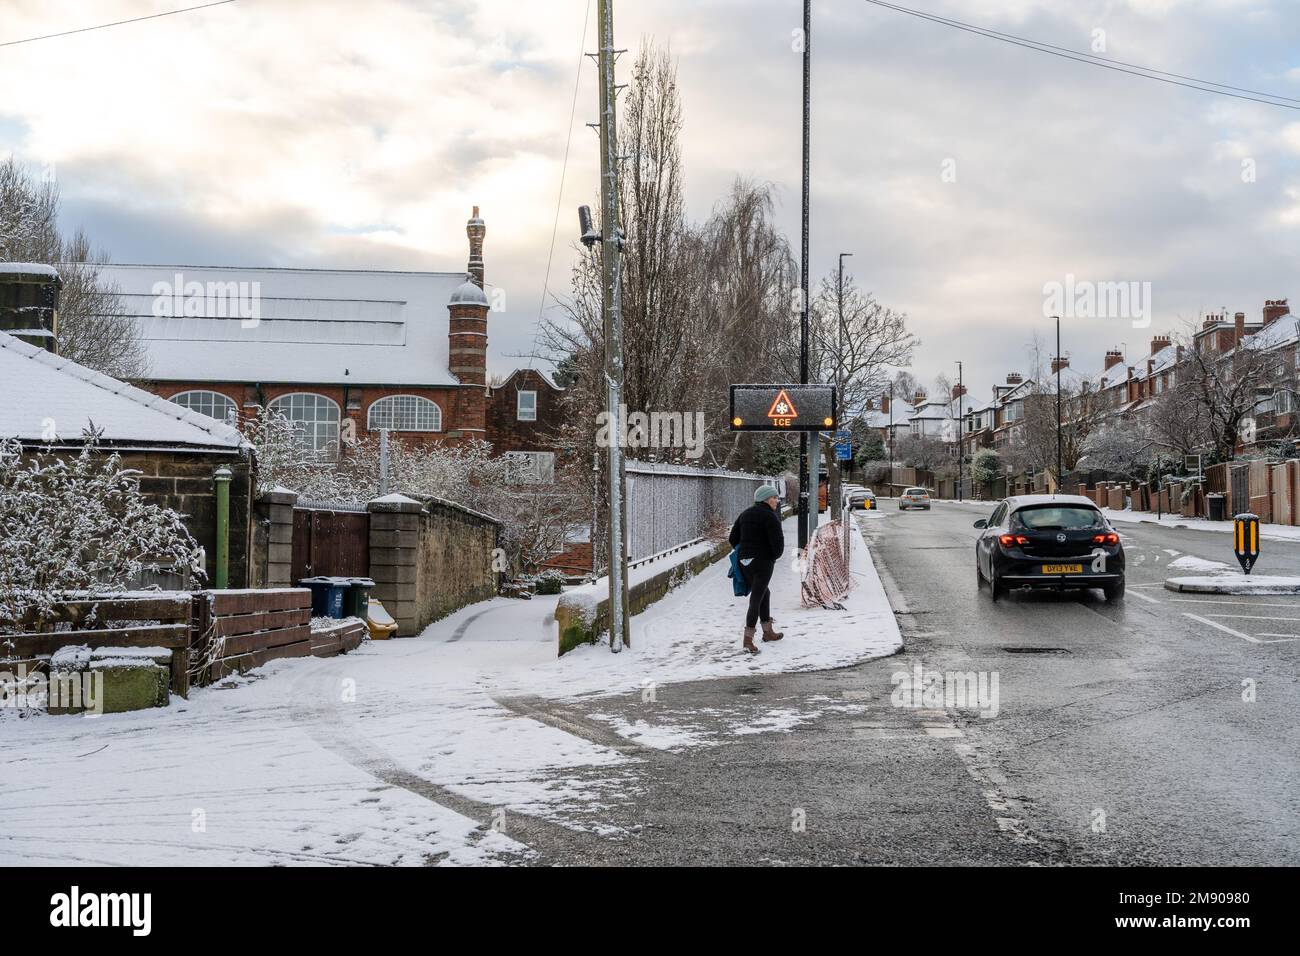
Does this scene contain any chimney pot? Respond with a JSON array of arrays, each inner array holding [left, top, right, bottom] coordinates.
[[1264, 298, 1290, 326]]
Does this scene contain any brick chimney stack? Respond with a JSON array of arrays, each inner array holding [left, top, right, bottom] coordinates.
[[446, 208, 491, 435], [1234, 312, 1246, 343], [1264, 298, 1290, 326], [466, 205, 486, 288], [950, 383, 967, 401], [1103, 348, 1124, 370], [1150, 334, 1171, 355], [880, 391, 890, 414], [913, 389, 926, 407], [1006, 372, 1022, 386], [1051, 355, 1070, 374]]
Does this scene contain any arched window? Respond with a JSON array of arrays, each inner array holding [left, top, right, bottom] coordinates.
[[268, 393, 340, 456], [169, 389, 237, 425], [367, 395, 442, 432]]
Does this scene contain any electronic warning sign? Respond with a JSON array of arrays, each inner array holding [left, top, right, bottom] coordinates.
[[729, 384, 837, 432]]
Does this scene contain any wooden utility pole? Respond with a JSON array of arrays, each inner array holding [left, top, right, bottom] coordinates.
[[596, 0, 630, 651]]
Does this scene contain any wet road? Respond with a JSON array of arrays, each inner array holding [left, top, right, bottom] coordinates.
[[514, 501, 1300, 865]]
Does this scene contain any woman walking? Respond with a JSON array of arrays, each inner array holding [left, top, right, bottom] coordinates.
[[728, 485, 785, 655]]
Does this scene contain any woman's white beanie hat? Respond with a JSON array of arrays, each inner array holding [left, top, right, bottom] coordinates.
[[754, 484, 780, 502]]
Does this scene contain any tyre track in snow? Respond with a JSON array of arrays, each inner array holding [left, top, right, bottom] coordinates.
[[286, 674, 618, 864]]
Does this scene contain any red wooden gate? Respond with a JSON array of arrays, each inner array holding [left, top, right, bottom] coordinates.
[[291, 505, 370, 582]]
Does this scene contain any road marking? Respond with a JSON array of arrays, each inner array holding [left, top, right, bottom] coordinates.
[[1204, 614, 1300, 622], [1170, 599, 1300, 608], [1181, 613, 1261, 644], [1253, 635, 1300, 642], [1130, 583, 1163, 588], [1125, 589, 1162, 604]]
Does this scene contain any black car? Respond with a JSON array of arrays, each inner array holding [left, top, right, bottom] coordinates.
[[973, 495, 1125, 602]]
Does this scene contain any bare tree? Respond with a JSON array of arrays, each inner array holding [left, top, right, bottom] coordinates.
[[1020, 379, 1108, 486], [804, 269, 917, 418], [0, 157, 146, 377], [1172, 332, 1281, 462]]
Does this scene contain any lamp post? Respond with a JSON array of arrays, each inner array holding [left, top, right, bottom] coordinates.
[[1055, 314, 1063, 492], [832, 252, 852, 520], [955, 360, 964, 502], [888, 379, 894, 496], [797, 0, 812, 550]]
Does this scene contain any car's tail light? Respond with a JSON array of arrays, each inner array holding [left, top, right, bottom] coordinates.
[[1092, 532, 1119, 545], [999, 534, 1029, 548]]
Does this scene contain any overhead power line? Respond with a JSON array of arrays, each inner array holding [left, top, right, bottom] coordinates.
[[530, 0, 593, 372], [862, 0, 1300, 112], [0, 0, 238, 50]]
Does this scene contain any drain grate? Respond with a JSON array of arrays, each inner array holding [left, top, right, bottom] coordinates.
[[1001, 646, 1071, 655]]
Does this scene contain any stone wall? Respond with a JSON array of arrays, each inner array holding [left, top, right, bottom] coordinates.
[[555, 540, 730, 656], [368, 494, 500, 636], [116, 449, 255, 588], [251, 488, 296, 588], [18, 446, 255, 588]]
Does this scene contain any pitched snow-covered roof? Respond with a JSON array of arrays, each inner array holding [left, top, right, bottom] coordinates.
[[1242, 314, 1300, 352], [90, 264, 470, 387], [0, 330, 247, 451]]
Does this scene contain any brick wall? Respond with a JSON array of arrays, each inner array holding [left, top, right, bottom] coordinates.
[[145, 381, 487, 445], [486, 368, 562, 453]]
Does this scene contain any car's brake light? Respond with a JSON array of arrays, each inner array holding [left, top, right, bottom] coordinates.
[[1092, 532, 1120, 545], [999, 534, 1029, 548]]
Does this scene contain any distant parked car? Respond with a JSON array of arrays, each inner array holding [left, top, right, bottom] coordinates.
[[847, 489, 876, 510], [899, 487, 931, 511]]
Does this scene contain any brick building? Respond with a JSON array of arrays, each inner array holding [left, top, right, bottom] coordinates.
[[486, 367, 565, 482], [92, 209, 494, 457]]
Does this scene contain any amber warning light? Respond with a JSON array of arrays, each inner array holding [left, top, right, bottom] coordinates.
[[728, 384, 837, 432]]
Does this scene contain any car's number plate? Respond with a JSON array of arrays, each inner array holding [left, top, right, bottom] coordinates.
[[1041, 564, 1083, 574]]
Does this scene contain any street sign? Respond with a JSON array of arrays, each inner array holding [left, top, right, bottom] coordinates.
[[729, 384, 837, 432], [835, 438, 852, 461], [1233, 512, 1260, 575], [1185, 453, 1202, 476]]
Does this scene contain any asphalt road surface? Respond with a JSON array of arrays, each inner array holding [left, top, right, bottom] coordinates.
[[513, 500, 1299, 865]]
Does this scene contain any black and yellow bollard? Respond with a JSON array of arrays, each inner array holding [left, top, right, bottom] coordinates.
[[1233, 513, 1260, 575]]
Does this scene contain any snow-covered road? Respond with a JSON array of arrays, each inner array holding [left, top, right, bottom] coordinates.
[[2, 515, 900, 866]]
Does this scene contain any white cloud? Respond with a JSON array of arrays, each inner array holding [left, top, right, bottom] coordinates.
[[0, 0, 1297, 390]]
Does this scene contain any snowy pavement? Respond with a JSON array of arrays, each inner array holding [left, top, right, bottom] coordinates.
[[1, 515, 900, 866], [1102, 507, 1300, 542]]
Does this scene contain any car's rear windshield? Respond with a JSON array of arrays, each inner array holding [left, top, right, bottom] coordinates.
[[1013, 505, 1103, 530], [905, 488, 927, 495]]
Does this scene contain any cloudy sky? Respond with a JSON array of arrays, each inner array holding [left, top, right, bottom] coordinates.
[[2, 0, 1298, 402]]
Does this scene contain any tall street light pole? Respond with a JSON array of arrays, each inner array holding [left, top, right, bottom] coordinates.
[[955, 360, 963, 502], [1055, 314, 1063, 493], [797, 0, 812, 551], [832, 251, 852, 520], [888, 379, 894, 496]]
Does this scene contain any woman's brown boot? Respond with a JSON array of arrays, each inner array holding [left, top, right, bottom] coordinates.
[[742, 627, 760, 655], [761, 620, 784, 642]]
